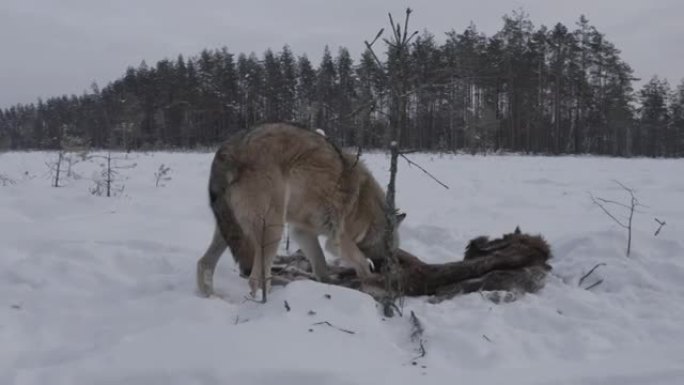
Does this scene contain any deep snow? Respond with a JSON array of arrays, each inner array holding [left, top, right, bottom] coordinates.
[[1, 150, 684, 384]]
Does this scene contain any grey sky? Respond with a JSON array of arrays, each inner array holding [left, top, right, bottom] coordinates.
[[1, 0, 682, 108]]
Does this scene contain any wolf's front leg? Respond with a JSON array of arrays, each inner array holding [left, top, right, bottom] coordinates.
[[291, 227, 329, 281], [337, 234, 373, 279]]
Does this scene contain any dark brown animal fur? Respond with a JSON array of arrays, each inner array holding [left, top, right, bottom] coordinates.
[[270, 227, 553, 302]]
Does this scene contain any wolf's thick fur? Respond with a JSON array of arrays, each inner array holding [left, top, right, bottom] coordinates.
[[197, 123, 404, 297]]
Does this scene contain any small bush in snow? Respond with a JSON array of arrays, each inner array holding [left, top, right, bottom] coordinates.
[[0, 173, 15, 186], [45, 132, 91, 187], [89, 151, 136, 197], [154, 164, 172, 187]]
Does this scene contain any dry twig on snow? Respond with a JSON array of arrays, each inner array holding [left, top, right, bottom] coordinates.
[[578, 263, 606, 288], [590, 180, 643, 257]]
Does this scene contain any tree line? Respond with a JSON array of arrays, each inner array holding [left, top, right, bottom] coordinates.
[[1, 11, 682, 157]]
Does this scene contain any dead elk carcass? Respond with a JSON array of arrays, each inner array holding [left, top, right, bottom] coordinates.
[[271, 227, 553, 302]]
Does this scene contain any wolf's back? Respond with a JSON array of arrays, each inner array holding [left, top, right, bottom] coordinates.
[[208, 131, 254, 276]]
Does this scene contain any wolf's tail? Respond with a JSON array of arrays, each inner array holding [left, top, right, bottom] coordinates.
[[208, 135, 254, 276]]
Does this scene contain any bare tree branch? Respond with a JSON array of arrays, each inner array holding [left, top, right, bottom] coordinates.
[[612, 179, 636, 197], [399, 153, 449, 190], [402, 8, 410, 43], [312, 321, 356, 335], [363, 40, 386, 72], [578, 263, 606, 287], [594, 197, 633, 211], [590, 183, 639, 257], [585, 279, 603, 290], [654, 218, 666, 236], [388, 12, 398, 41], [369, 28, 384, 47], [590, 193, 628, 229]]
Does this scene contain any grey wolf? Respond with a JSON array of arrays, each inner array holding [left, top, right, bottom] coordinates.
[[196, 122, 405, 297]]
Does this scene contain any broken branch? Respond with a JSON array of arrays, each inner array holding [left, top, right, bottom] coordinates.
[[312, 321, 356, 335], [399, 153, 449, 190], [585, 279, 603, 291], [578, 263, 606, 287], [654, 218, 666, 236], [590, 193, 628, 229]]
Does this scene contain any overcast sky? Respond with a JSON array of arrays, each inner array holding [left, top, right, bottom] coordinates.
[[1, 0, 682, 108]]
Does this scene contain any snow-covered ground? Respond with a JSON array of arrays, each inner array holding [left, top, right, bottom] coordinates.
[[2, 150, 684, 384]]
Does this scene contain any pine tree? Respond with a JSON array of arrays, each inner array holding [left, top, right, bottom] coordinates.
[[639, 76, 670, 157], [315, 46, 337, 135], [528, 25, 550, 153], [237, 53, 264, 127], [279, 45, 297, 122], [547, 22, 573, 154], [215, 48, 239, 140], [296, 54, 316, 126], [263, 48, 282, 121], [411, 31, 442, 149], [355, 49, 383, 147], [0, 11, 677, 157], [335, 47, 356, 145], [496, 10, 535, 151], [669, 80, 684, 156], [572, 15, 593, 154]]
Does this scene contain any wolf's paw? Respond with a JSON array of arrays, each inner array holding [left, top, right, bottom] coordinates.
[[248, 276, 273, 298]]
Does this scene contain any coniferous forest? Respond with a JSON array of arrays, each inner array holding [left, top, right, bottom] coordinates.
[[1, 11, 682, 157]]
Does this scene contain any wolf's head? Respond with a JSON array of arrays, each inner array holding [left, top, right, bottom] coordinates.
[[358, 210, 406, 265]]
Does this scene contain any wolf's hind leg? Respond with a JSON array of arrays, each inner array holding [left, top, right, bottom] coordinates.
[[291, 227, 329, 280], [231, 171, 286, 298], [197, 225, 228, 297], [247, 213, 284, 297]]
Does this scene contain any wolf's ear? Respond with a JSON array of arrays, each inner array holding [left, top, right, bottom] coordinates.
[[396, 212, 407, 225]]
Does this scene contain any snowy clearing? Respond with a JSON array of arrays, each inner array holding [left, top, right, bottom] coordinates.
[[1, 150, 684, 384]]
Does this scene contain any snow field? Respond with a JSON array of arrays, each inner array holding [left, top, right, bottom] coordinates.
[[1, 150, 684, 384]]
